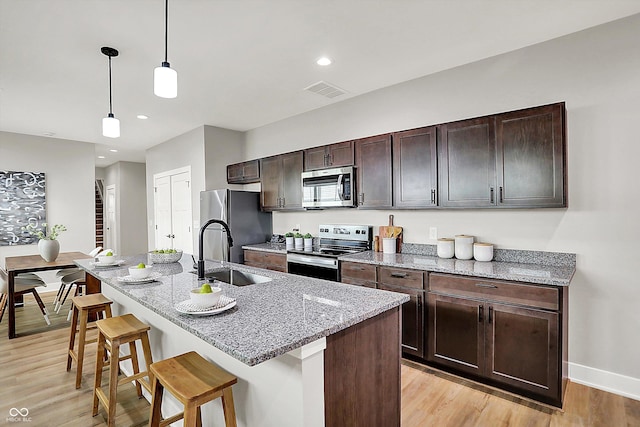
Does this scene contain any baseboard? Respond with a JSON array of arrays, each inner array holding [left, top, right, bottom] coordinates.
[[569, 362, 640, 401]]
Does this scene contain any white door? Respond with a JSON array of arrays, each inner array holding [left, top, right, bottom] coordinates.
[[153, 168, 193, 253], [105, 185, 118, 253]]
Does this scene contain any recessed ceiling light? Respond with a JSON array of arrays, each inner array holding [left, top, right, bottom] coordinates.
[[137, 114, 148, 120], [316, 57, 332, 66], [109, 149, 118, 153], [98, 155, 106, 159]]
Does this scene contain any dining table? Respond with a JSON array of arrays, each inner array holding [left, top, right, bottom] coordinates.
[[4, 251, 97, 339]]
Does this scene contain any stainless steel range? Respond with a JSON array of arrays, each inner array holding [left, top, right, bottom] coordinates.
[[286, 224, 372, 281]]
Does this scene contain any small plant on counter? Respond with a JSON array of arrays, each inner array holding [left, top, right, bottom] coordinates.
[[303, 233, 312, 238], [285, 232, 294, 237], [294, 232, 303, 238]]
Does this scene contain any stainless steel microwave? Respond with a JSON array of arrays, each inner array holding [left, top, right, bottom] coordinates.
[[301, 166, 356, 208]]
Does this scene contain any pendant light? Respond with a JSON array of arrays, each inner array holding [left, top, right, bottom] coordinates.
[[101, 46, 120, 138], [154, 0, 177, 98]]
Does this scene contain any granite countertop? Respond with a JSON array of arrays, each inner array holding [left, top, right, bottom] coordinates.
[[339, 251, 575, 287], [241, 242, 287, 254], [75, 254, 408, 366]]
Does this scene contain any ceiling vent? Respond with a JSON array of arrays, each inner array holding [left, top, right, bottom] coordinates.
[[304, 81, 347, 99]]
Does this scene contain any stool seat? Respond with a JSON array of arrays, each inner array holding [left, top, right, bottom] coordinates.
[[67, 293, 113, 389], [93, 313, 153, 427], [149, 351, 238, 427]]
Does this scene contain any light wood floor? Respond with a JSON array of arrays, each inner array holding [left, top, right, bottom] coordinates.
[[2, 292, 639, 426]]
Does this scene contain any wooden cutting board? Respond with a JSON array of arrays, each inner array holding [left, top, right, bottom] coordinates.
[[379, 214, 403, 251]]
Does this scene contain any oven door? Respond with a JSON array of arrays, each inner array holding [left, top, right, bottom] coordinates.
[[302, 166, 355, 208], [287, 253, 339, 281]]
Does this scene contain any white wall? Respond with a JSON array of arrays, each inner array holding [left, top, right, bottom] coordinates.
[[145, 126, 206, 252], [204, 125, 245, 191], [244, 15, 640, 397], [0, 131, 95, 268], [104, 161, 147, 256]]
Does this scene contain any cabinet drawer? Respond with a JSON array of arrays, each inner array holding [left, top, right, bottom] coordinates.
[[429, 273, 558, 311], [244, 250, 286, 270], [378, 266, 424, 290], [341, 262, 377, 282]]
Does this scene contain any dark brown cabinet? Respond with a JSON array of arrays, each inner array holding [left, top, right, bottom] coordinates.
[[496, 103, 566, 207], [304, 141, 354, 171], [260, 151, 303, 211], [340, 261, 376, 288], [392, 126, 437, 208], [354, 134, 393, 209], [438, 102, 566, 209], [438, 117, 497, 207], [427, 272, 566, 407], [243, 250, 287, 272], [226, 160, 260, 184], [377, 266, 426, 359]]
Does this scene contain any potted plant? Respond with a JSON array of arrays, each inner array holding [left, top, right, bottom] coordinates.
[[285, 232, 294, 246], [303, 233, 313, 249], [22, 222, 67, 262], [294, 232, 304, 249]]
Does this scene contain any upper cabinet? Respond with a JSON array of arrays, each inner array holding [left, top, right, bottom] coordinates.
[[260, 151, 303, 211], [439, 102, 567, 208], [354, 134, 393, 209], [393, 126, 438, 208], [304, 141, 354, 171], [227, 159, 260, 184], [438, 117, 497, 208], [496, 103, 566, 208]]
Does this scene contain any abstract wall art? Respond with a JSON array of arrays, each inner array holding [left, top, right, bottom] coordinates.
[[0, 170, 47, 246]]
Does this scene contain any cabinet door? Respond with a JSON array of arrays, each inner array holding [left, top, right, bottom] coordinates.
[[379, 283, 424, 358], [227, 160, 260, 184], [327, 141, 354, 168], [485, 302, 559, 401], [354, 134, 393, 208], [227, 163, 245, 183], [427, 293, 484, 376], [438, 117, 496, 207], [260, 156, 282, 210], [281, 151, 303, 209], [341, 261, 377, 288], [496, 103, 566, 207], [304, 146, 329, 171], [393, 127, 437, 208]]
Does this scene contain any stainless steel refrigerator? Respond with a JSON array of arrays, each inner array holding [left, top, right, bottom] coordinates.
[[200, 189, 272, 264]]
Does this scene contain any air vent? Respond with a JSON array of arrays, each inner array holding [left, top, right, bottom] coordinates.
[[304, 81, 347, 99]]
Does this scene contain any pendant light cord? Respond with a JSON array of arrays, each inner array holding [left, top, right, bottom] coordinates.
[[164, 0, 169, 62], [108, 55, 113, 115]]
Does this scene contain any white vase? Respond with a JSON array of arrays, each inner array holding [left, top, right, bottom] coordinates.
[[38, 239, 60, 262], [294, 237, 304, 249]]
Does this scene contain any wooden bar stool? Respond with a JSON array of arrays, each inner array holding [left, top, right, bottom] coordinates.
[[148, 351, 238, 427], [67, 293, 113, 389], [92, 313, 154, 427]]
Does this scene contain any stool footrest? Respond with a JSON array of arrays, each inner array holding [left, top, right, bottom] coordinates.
[[118, 372, 152, 392], [159, 412, 184, 427], [94, 387, 109, 412]]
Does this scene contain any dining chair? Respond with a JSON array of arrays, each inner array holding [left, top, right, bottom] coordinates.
[[0, 269, 50, 326], [53, 246, 102, 311]]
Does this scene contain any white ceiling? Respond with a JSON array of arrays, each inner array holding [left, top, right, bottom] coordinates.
[[2, 1, 640, 167]]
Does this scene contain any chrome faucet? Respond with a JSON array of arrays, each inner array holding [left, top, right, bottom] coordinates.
[[198, 219, 234, 279]]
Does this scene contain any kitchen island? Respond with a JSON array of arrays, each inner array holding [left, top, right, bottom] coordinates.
[[75, 254, 408, 427]]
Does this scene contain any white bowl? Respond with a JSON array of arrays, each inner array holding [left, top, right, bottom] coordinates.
[[128, 265, 153, 279], [97, 255, 117, 265], [190, 286, 222, 308]]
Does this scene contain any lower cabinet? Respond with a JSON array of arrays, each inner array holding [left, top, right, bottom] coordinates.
[[243, 250, 287, 272], [340, 261, 376, 288], [427, 272, 566, 407], [377, 267, 426, 359]]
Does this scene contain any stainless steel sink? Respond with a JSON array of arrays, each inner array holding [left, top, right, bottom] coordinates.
[[203, 268, 272, 287]]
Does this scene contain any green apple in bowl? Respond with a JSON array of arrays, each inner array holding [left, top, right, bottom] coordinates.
[[190, 283, 222, 308], [128, 263, 152, 279]]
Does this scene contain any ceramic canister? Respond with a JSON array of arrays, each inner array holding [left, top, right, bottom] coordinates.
[[473, 242, 494, 262], [454, 235, 474, 260], [437, 238, 455, 258]]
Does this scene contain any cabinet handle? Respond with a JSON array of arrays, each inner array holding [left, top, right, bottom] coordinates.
[[328, 153, 333, 166], [358, 193, 364, 206], [416, 293, 422, 308], [488, 306, 493, 324], [490, 187, 494, 203], [499, 186, 503, 203], [281, 197, 285, 207], [390, 272, 408, 278], [430, 189, 436, 204], [475, 283, 498, 289], [479, 305, 484, 322]]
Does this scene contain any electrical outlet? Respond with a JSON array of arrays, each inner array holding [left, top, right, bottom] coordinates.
[[429, 227, 438, 240], [294, 224, 300, 232]]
